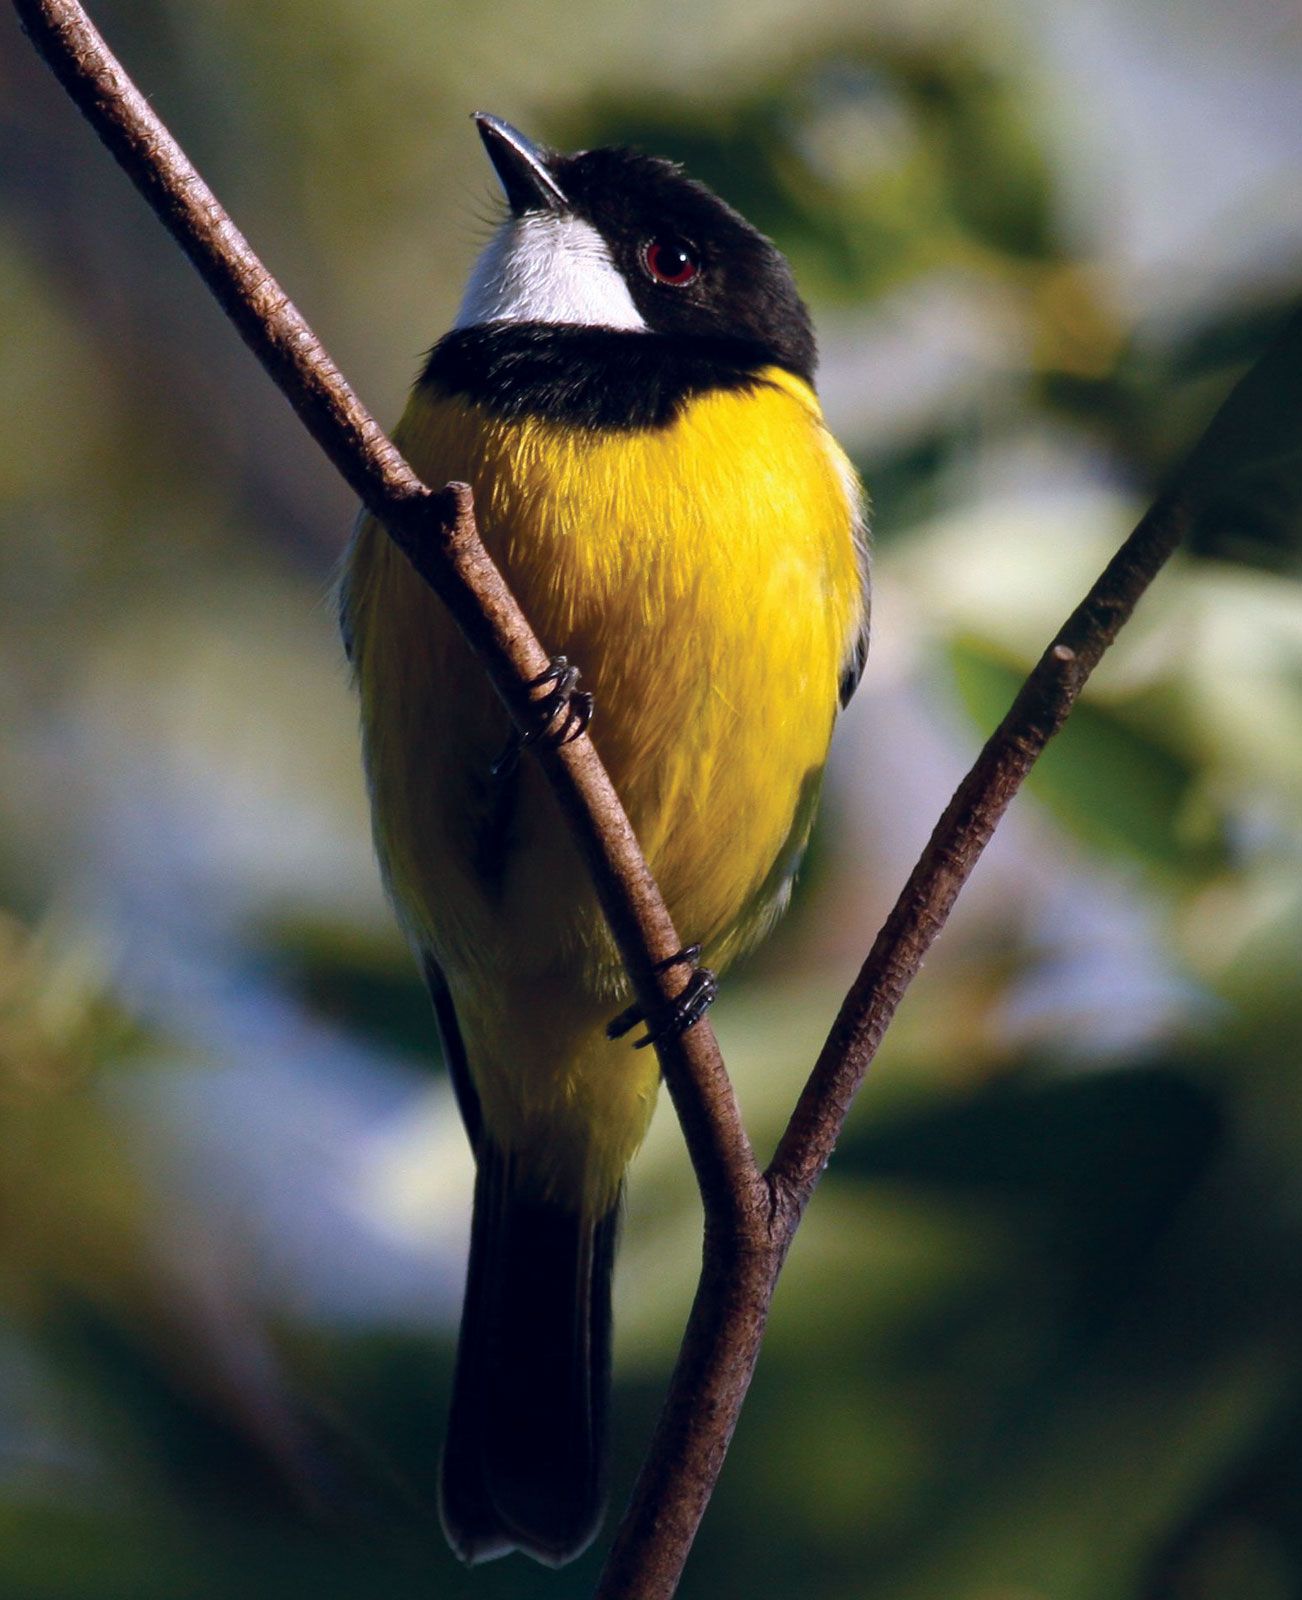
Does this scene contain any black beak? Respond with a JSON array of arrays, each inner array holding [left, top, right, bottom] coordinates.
[[473, 113, 567, 215]]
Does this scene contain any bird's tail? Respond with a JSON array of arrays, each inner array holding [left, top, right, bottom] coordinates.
[[439, 1137, 618, 1567]]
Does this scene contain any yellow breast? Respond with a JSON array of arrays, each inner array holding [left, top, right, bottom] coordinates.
[[343, 366, 864, 1205], [348, 364, 862, 971]]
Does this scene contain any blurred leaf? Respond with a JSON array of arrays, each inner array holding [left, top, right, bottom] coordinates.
[[556, 38, 1062, 303], [949, 635, 1231, 881], [1178, 303, 1302, 577], [836, 1065, 1219, 1203], [906, 50, 1055, 261], [253, 914, 443, 1067], [4, 7, 1302, 1598], [1144, 1391, 1302, 1599], [836, 1065, 1222, 1313]]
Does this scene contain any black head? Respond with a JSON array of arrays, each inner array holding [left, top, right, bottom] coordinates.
[[466, 114, 816, 383]]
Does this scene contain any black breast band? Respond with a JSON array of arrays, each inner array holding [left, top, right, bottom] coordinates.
[[420, 322, 781, 430]]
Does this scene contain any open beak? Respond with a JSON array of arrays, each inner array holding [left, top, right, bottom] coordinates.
[[473, 113, 567, 215]]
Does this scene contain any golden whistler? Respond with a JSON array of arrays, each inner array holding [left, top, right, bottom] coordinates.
[[342, 114, 869, 1566]]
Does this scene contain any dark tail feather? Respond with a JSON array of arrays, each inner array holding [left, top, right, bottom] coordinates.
[[440, 1140, 618, 1567]]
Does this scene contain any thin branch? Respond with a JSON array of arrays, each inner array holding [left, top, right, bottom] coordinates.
[[596, 1225, 780, 1599], [10, 0, 760, 1226], [597, 495, 1195, 1599], [768, 490, 1193, 1209], [14, 4, 1230, 1598]]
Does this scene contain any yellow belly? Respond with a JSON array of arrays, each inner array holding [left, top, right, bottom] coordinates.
[[344, 364, 864, 1210]]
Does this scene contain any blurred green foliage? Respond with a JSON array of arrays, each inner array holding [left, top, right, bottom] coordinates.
[[949, 637, 1231, 881], [1, 0, 1301, 1597]]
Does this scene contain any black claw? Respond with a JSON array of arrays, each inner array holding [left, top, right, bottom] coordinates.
[[606, 946, 713, 1046], [564, 691, 595, 744], [491, 656, 594, 778], [605, 996, 642, 1040], [530, 655, 581, 726], [490, 736, 523, 780], [633, 968, 718, 1049], [605, 1007, 639, 1041]]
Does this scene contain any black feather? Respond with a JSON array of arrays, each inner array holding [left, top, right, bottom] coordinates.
[[553, 145, 818, 382], [839, 620, 870, 708], [440, 1139, 618, 1567], [423, 956, 482, 1146], [421, 322, 777, 430]]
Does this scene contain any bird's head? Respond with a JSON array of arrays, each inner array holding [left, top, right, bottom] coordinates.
[[457, 112, 816, 382]]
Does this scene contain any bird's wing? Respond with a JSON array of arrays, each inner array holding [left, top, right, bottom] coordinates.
[[838, 473, 872, 709], [422, 953, 482, 1148]]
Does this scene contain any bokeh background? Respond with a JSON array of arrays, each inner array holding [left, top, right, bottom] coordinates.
[[3, 0, 1301, 1596]]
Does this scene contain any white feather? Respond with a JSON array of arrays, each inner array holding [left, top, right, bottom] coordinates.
[[455, 213, 647, 331]]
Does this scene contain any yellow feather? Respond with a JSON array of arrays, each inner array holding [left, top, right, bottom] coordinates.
[[343, 366, 864, 1213]]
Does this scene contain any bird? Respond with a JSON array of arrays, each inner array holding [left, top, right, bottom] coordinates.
[[340, 112, 869, 1567]]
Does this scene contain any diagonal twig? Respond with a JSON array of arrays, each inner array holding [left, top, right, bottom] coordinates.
[[597, 493, 1194, 1600], [768, 490, 1193, 1209], [9, 0, 760, 1228], [15, 2, 1247, 1595], [598, 301, 1296, 1599]]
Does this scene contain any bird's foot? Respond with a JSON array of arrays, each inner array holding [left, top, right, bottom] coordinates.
[[607, 946, 718, 1050], [491, 656, 594, 778]]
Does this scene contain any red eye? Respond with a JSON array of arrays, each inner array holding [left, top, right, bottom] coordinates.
[[643, 237, 700, 286]]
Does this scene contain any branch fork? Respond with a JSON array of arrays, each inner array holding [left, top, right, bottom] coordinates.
[[14, 3, 1231, 1593]]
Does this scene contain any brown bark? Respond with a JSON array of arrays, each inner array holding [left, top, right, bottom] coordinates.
[[14, 4, 1231, 1593]]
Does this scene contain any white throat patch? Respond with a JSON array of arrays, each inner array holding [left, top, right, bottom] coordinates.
[[454, 213, 648, 332]]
